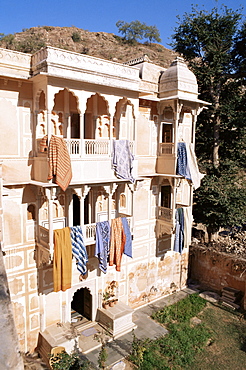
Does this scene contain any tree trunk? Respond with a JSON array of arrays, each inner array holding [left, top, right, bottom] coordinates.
[[213, 114, 220, 167]]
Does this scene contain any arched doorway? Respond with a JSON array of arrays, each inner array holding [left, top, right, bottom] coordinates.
[[71, 287, 92, 322]]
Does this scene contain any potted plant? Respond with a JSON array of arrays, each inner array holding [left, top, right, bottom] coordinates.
[[102, 291, 111, 309]]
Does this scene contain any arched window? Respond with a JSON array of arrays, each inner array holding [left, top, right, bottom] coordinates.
[[120, 193, 126, 209], [27, 204, 36, 221]]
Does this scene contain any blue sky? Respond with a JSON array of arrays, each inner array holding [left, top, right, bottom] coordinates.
[[0, 0, 244, 48]]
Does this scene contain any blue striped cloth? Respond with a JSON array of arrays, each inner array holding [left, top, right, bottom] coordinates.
[[121, 217, 132, 258], [174, 208, 184, 254], [95, 221, 111, 274], [176, 142, 191, 180], [70, 226, 88, 275]]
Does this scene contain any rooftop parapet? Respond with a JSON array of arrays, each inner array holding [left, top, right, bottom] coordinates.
[[31, 46, 140, 91], [0, 48, 31, 79]]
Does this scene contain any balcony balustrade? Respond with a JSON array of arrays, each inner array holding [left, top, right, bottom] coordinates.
[[38, 217, 132, 251], [159, 143, 175, 155], [38, 139, 134, 157], [158, 206, 173, 222]]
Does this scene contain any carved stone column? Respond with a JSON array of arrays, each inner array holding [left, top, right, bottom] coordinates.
[[46, 187, 55, 259]]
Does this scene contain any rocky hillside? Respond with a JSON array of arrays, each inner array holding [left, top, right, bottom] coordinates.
[[0, 26, 178, 68]]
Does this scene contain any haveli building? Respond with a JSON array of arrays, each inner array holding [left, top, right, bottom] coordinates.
[[0, 46, 208, 360]]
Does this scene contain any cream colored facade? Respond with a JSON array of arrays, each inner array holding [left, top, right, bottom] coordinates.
[[0, 47, 207, 354]]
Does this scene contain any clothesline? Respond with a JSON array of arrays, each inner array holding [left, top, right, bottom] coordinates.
[[53, 217, 133, 292]]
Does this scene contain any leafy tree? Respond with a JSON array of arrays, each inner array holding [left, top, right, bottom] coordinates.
[[116, 20, 161, 44], [171, 6, 246, 235], [171, 5, 242, 167], [144, 25, 161, 44]]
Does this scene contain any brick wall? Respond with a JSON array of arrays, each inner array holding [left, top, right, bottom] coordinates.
[[189, 246, 246, 309]]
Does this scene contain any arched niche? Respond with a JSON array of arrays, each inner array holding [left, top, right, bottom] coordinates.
[[113, 97, 135, 140], [53, 88, 80, 139], [84, 93, 110, 139]]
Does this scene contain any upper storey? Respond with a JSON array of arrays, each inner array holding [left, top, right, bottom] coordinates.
[[0, 46, 208, 186]]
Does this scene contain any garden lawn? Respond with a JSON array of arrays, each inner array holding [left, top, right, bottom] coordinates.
[[129, 293, 246, 370]]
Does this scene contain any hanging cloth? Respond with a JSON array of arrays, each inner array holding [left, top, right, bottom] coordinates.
[[70, 226, 88, 276], [53, 227, 72, 292], [109, 218, 126, 271], [112, 140, 135, 183], [121, 217, 132, 258], [95, 221, 111, 274], [174, 208, 184, 254], [186, 143, 205, 189], [176, 142, 191, 181], [47, 135, 72, 191]]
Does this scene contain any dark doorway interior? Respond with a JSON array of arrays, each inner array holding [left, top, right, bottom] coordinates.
[[73, 194, 80, 226], [71, 287, 92, 321]]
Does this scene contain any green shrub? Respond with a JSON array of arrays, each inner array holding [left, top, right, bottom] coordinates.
[[72, 32, 81, 42], [50, 351, 90, 370], [152, 293, 206, 324]]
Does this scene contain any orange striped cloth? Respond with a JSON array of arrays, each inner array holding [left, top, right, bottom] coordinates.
[[39, 135, 48, 152], [48, 135, 72, 192], [109, 218, 126, 272], [53, 227, 72, 292]]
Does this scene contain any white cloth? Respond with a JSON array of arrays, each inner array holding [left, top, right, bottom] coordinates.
[[186, 143, 205, 189]]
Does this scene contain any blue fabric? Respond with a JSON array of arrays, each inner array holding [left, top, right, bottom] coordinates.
[[95, 221, 111, 274], [112, 140, 135, 183], [70, 226, 88, 275], [176, 142, 191, 180], [121, 217, 132, 258], [174, 208, 184, 254]]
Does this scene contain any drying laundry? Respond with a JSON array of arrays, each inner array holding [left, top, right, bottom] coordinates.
[[109, 217, 126, 271], [176, 142, 191, 180], [112, 139, 135, 183], [174, 208, 184, 254], [53, 227, 72, 292], [121, 217, 132, 258], [70, 226, 88, 276], [186, 143, 205, 189], [47, 135, 72, 191], [95, 221, 111, 274]]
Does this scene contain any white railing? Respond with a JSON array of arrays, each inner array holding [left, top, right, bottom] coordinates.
[[37, 138, 134, 157], [159, 143, 175, 155], [65, 138, 81, 156], [84, 139, 110, 155], [39, 217, 133, 248], [83, 223, 97, 244], [158, 206, 173, 222]]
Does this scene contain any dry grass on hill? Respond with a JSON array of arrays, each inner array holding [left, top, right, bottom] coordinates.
[[0, 26, 178, 68]]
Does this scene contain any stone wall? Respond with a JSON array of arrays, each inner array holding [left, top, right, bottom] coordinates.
[[189, 245, 246, 309]]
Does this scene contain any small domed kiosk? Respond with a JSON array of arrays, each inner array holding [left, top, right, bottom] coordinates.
[[159, 56, 199, 101]]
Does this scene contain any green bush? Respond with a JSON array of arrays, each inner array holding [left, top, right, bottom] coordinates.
[[72, 32, 81, 43], [151, 293, 206, 324], [50, 351, 90, 370]]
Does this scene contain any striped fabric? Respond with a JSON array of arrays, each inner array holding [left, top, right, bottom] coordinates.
[[47, 135, 72, 191], [109, 217, 126, 271], [121, 217, 132, 258], [39, 135, 48, 152], [95, 221, 111, 274], [176, 142, 191, 181], [70, 226, 88, 276]]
